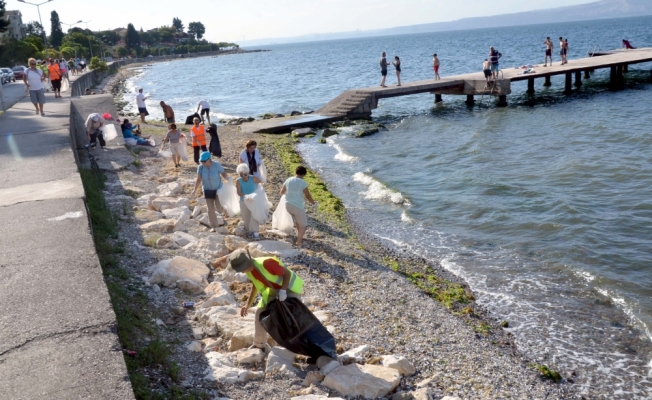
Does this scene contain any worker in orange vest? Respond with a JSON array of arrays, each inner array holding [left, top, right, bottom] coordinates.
[[190, 116, 208, 164], [47, 58, 63, 98]]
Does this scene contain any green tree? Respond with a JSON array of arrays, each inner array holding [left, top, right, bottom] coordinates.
[[0, 1, 10, 33], [157, 26, 175, 42], [187, 22, 205, 40], [49, 10, 64, 48], [60, 46, 75, 58], [172, 17, 184, 33], [116, 46, 128, 57], [0, 38, 39, 66], [125, 23, 140, 50], [25, 20, 44, 37], [89, 56, 108, 73], [24, 35, 45, 52], [97, 30, 120, 45]]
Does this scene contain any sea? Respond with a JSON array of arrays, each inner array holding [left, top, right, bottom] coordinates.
[[124, 16, 652, 398]]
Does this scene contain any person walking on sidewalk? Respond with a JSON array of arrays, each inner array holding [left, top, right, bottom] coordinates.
[[85, 113, 106, 149], [23, 58, 46, 116], [196, 99, 211, 125], [231, 249, 304, 351], [193, 151, 229, 233], [47, 58, 63, 98], [190, 117, 208, 164], [280, 165, 317, 248], [136, 88, 149, 123]]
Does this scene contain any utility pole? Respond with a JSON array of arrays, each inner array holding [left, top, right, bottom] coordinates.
[[61, 20, 82, 58], [81, 20, 92, 58], [17, 0, 54, 59]]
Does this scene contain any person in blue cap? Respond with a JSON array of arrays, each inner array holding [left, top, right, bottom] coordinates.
[[193, 151, 229, 232]]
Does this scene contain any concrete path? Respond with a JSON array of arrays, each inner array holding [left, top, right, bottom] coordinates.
[[0, 80, 29, 111], [0, 78, 134, 398]]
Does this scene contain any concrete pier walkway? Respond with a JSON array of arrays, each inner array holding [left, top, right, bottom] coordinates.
[[0, 77, 134, 398], [239, 47, 652, 134]]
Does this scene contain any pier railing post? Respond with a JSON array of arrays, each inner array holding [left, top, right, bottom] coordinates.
[[564, 72, 573, 94], [527, 78, 535, 94], [574, 71, 582, 87], [543, 75, 552, 87]]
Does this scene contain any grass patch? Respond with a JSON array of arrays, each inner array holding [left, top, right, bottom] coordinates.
[[473, 322, 491, 335], [79, 169, 210, 399], [272, 137, 347, 227], [383, 256, 475, 310], [144, 233, 162, 247], [530, 364, 562, 382]]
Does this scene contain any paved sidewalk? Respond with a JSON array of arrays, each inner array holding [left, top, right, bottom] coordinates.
[[0, 80, 134, 398]]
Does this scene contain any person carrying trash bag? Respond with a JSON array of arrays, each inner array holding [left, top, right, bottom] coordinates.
[[232, 249, 304, 350]]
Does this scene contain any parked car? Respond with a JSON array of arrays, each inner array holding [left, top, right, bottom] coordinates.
[[12, 66, 27, 80], [1, 68, 16, 83]]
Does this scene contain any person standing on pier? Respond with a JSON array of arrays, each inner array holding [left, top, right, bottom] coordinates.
[[482, 59, 492, 82], [380, 52, 389, 87], [393, 56, 402, 86], [543, 37, 553, 66], [622, 39, 635, 49], [432, 54, 441, 80], [559, 37, 567, 65], [489, 47, 502, 79]]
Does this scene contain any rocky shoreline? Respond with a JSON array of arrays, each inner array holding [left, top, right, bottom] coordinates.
[[96, 70, 575, 399]]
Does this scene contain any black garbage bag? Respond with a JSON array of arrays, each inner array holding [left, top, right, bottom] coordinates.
[[259, 298, 337, 360], [184, 113, 201, 125], [208, 124, 222, 157]]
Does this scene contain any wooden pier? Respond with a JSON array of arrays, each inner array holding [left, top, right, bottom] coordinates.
[[240, 48, 652, 134]]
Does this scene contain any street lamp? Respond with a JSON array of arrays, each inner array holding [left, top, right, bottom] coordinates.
[[61, 20, 82, 58], [81, 20, 92, 58], [17, 0, 53, 59]]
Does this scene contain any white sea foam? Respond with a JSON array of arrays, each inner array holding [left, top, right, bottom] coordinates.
[[400, 211, 415, 223], [333, 144, 358, 162], [352, 172, 407, 205]]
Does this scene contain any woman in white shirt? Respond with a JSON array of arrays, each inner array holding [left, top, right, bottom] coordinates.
[[23, 58, 46, 116], [239, 139, 263, 180]]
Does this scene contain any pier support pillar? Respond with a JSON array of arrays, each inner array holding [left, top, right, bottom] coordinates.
[[584, 70, 590, 79], [564, 72, 573, 94], [434, 94, 442, 103], [623, 64, 629, 73], [574, 71, 582, 87], [465, 95, 475, 105], [497, 95, 508, 107], [527, 78, 535, 94], [610, 66, 620, 90], [543, 75, 552, 87]]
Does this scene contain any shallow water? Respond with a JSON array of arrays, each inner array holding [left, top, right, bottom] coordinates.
[[127, 16, 652, 397]]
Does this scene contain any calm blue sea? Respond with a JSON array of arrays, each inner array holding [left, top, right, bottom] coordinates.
[[126, 16, 652, 398]]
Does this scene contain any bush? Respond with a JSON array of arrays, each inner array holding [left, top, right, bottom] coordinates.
[[89, 56, 108, 74]]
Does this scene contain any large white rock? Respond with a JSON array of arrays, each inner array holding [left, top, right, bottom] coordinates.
[[163, 206, 191, 225], [236, 348, 264, 364], [201, 282, 237, 307], [157, 182, 183, 196], [186, 341, 203, 352], [192, 198, 205, 219], [203, 352, 264, 384], [381, 355, 416, 376], [322, 363, 401, 399], [140, 219, 176, 233], [412, 388, 435, 400], [215, 266, 237, 283], [170, 231, 197, 247], [176, 279, 205, 295], [134, 210, 163, 223], [291, 396, 345, 400], [265, 346, 299, 375], [149, 257, 210, 290], [247, 240, 301, 258], [196, 213, 225, 227], [137, 193, 158, 207], [195, 306, 260, 351], [188, 236, 229, 258], [224, 235, 249, 252], [151, 197, 189, 212], [338, 345, 370, 364]]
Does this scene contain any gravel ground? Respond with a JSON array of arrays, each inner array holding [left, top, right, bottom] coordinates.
[[98, 70, 579, 399]]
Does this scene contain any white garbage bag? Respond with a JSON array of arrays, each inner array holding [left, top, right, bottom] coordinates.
[[179, 136, 189, 161], [244, 185, 271, 224], [272, 195, 295, 234], [218, 179, 240, 217], [103, 124, 118, 141], [159, 149, 172, 157], [259, 163, 268, 184]]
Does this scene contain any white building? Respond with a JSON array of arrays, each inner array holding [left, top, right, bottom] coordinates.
[[1, 10, 26, 40]]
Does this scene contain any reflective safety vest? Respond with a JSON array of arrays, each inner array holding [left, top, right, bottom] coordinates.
[[190, 125, 207, 147], [47, 64, 61, 80], [245, 257, 304, 308]]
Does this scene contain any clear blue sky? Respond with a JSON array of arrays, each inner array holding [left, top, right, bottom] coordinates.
[[8, 0, 596, 42]]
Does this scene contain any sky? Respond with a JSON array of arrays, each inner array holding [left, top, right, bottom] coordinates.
[[8, 0, 597, 43]]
